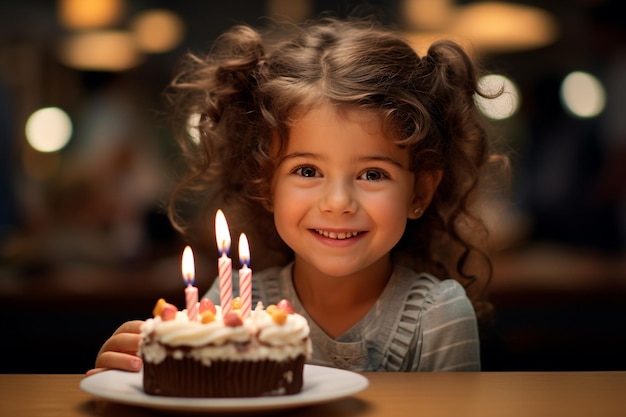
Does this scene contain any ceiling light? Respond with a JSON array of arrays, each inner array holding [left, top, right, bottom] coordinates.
[[58, 0, 124, 30], [58, 30, 142, 71], [131, 9, 185, 53]]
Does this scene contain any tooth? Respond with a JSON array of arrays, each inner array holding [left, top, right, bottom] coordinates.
[[315, 229, 360, 239]]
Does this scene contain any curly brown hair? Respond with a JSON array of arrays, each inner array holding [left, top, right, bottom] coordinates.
[[164, 17, 509, 319]]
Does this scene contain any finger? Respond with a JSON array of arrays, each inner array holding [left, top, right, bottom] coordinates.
[[99, 333, 142, 357], [94, 351, 143, 372], [112, 320, 144, 336], [85, 368, 106, 377]]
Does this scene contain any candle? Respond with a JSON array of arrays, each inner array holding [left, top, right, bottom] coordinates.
[[182, 245, 198, 320], [238, 233, 252, 318], [215, 209, 232, 315]]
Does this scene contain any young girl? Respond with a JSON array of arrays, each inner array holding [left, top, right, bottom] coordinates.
[[88, 16, 508, 375]]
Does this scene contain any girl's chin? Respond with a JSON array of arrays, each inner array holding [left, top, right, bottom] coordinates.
[[297, 258, 378, 279]]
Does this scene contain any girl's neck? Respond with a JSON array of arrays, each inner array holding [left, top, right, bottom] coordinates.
[[292, 255, 393, 338]]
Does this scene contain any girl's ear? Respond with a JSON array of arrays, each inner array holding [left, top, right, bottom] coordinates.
[[408, 170, 443, 219]]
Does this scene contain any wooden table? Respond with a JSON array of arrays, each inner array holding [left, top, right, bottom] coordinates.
[[1, 372, 625, 417]]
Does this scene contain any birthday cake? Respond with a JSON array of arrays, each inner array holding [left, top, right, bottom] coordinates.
[[138, 297, 312, 398]]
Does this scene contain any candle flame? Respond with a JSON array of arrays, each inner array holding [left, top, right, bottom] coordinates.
[[239, 233, 250, 265], [182, 245, 195, 285], [215, 209, 231, 254]]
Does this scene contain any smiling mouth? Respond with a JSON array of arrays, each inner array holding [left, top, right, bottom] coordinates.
[[314, 229, 361, 240]]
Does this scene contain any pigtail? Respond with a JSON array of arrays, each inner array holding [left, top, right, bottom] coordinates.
[[418, 41, 497, 319], [203, 26, 265, 124], [165, 25, 268, 238]]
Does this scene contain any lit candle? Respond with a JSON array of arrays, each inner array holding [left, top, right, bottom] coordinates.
[[182, 245, 198, 320], [238, 233, 252, 318], [215, 209, 232, 315]]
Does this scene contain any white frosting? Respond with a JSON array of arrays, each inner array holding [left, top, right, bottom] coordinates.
[[251, 304, 310, 346], [138, 301, 312, 364]]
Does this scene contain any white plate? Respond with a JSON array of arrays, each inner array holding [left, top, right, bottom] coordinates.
[[80, 364, 369, 413]]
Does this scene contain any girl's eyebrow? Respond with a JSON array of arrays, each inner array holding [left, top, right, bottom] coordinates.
[[278, 152, 321, 165], [282, 152, 320, 160], [280, 152, 407, 169], [358, 155, 406, 169]]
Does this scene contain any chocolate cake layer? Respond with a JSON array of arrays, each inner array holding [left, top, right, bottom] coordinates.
[[142, 355, 306, 398]]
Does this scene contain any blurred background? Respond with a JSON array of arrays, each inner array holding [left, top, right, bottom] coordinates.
[[0, 0, 624, 373]]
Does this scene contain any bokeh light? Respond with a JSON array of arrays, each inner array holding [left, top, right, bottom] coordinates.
[[187, 113, 202, 144], [58, 30, 142, 71], [560, 71, 606, 118], [25, 107, 73, 153], [58, 0, 124, 29], [474, 74, 520, 120], [131, 9, 185, 53]]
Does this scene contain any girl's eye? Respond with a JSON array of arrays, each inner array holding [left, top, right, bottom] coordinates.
[[359, 169, 387, 181], [293, 166, 319, 178]]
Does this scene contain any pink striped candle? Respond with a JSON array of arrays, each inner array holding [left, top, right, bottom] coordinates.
[[238, 233, 252, 318], [215, 210, 232, 315], [181, 245, 198, 320]]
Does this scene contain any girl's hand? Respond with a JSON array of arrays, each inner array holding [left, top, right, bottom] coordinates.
[[85, 320, 144, 377]]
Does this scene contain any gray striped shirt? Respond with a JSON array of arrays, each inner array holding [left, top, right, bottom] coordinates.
[[204, 262, 480, 372]]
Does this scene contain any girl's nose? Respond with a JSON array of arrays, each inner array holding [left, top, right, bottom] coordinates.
[[319, 178, 357, 214]]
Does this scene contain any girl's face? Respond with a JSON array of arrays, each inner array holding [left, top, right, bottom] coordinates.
[[271, 104, 422, 279]]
